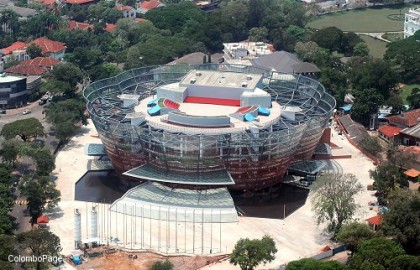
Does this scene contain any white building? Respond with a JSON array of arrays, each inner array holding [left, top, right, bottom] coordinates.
[[222, 42, 274, 65], [404, 8, 420, 38]]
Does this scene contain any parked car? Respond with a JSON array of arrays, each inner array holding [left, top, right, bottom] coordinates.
[[22, 109, 31, 115], [0, 109, 6, 114], [299, 179, 311, 187]]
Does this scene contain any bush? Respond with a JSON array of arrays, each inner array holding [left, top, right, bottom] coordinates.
[[150, 260, 173, 270], [27, 91, 42, 103], [358, 136, 382, 157]]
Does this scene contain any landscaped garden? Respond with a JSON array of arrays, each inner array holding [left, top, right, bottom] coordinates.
[[308, 6, 411, 32], [359, 35, 388, 59]]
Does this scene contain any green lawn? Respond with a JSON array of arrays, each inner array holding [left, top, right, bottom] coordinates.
[[400, 84, 420, 104], [308, 6, 411, 32], [359, 35, 388, 59]]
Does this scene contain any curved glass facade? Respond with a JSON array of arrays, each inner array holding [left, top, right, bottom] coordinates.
[[84, 64, 336, 191]]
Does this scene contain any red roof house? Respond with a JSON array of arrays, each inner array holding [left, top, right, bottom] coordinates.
[[64, 0, 95, 5], [1, 41, 27, 55], [105, 23, 116, 32], [6, 65, 48, 76], [387, 109, 420, 128], [68, 20, 93, 31], [30, 37, 66, 60], [377, 124, 401, 142], [140, 0, 162, 11], [20, 57, 60, 69]]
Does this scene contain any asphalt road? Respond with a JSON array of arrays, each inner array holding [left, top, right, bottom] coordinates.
[[1, 101, 60, 234]]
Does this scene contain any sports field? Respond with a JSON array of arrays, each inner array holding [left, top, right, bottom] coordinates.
[[400, 84, 420, 104], [308, 6, 411, 32]]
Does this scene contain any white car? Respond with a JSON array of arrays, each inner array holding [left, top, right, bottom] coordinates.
[[22, 109, 31, 115]]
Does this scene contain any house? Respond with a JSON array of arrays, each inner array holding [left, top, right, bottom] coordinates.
[[223, 41, 274, 65], [0, 0, 37, 20], [115, 5, 136, 18], [366, 215, 382, 231], [377, 124, 401, 143], [138, 0, 164, 14], [400, 124, 420, 146], [387, 108, 420, 128], [6, 65, 47, 76], [68, 20, 93, 31], [104, 23, 116, 32], [30, 37, 66, 60], [0, 41, 29, 63], [20, 56, 60, 69], [64, 0, 96, 6], [251, 51, 320, 77], [404, 8, 420, 38]]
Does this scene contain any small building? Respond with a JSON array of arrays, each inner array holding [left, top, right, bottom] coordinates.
[[366, 215, 382, 231], [404, 8, 420, 38], [68, 20, 94, 31], [5, 57, 60, 76], [0, 74, 27, 109], [138, 0, 164, 14], [251, 50, 320, 77], [64, 0, 96, 6], [104, 23, 116, 33], [30, 37, 66, 60], [0, 41, 29, 63], [387, 109, 420, 128], [400, 124, 420, 146], [0, 0, 37, 20], [223, 41, 274, 64], [377, 124, 401, 143], [115, 5, 136, 18]]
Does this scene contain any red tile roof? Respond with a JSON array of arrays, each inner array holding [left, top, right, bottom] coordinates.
[[366, 215, 382, 226], [378, 125, 401, 138], [6, 65, 48, 76], [387, 109, 420, 128], [65, 0, 94, 4], [35, 0, 55, 5], [140, 0, 161, 10], [1, 41, 27, 55], [105, 23, 116, 32], [135, 18, 146, 22], [20, 57, 60, 68], [114, 5, 134, 11], [404, 168, 420, 178], [68, 20, 93, 31], [31, 37, 66, 54]]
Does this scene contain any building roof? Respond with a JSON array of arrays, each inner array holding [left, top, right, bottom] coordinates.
[[169, 52, 208, 65], [5, 65, 48, 76], [104, 23, 116, 32], [114, 5, 133, 11], [338, 114, 369, 143], [0, 74, 26, 83], [84, 143, 106, 156], [19, 57, 60, 68], [404, 168, 420, 178], [0, 5, 37, 18], [400, 123, 420, 139], [378, 124, 401, 138], [64, 0, 94, 4], [366, 215, 382, 226], [34, 0, 55, 5], [387, 108, 420, 127], [68, 20, 93, 31], [251, 51, 319, 74], [1, 41, 27, 55], [140, 0, 161, 10], [31, 37, 66, 54]]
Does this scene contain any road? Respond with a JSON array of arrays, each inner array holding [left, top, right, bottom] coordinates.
[[2, 101, 60, 234]]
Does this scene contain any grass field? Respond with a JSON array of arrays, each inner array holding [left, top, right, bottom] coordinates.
[[359, 35, 388, 59], [400, 84, 420, 104], [308, 6, 411, 32]]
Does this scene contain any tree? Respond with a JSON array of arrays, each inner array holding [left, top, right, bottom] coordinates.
[[26, 43, 43, 59], [50, 62, 84, 88], [0, 234, 17, 270], [311, 173, 363, 236], [294, 41, 332, 68], [381, 190, 420, 255], [311, 27, 344, 52], [0, 118, 45, 142], [406, 87, 420, 109], [150, 260, 173, 270], [389, 255, 420, 270], [286, 258, 348, 270], [369, 162, 408, 204], [0, 139, 21, 164], [248, 27, 268, 42], [20, 175, 60, 217], [45, 98, 88, 142], [17, 230, 62, 270], [351, 88, 384, 126], [357, 135, 382, 158], [40, 80, 72, 97], [230, 235, 277, 270], [386, 95, 405, 114], [336, 222, 375, 254], [349, 237, 405, 270], [352, 42, 369, 57]]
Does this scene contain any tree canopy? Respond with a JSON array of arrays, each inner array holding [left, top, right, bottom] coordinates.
[[311, 173, 363, 236], [286, 258, 348, 270], [230, 235, 277, 270], [336, 222, 374, 254], [0, 118, 45, 142]]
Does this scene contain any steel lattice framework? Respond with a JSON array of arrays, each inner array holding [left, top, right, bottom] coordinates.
[[84, 64, 336, 191]]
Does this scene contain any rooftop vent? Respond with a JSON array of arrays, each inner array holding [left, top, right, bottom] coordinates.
[[246, 75, 252, 80], [241, 81, 248, 87], [195, 71, 202, 76], [190, 77, 196, 84]]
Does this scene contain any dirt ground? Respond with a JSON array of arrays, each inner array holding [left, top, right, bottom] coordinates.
[[74, 250, 228, 270]]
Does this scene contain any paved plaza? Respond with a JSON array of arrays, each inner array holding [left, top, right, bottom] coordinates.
[[48, 120, 377, 269]]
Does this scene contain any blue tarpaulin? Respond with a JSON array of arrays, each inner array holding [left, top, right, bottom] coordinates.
[[339, 104, 352, 112]]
